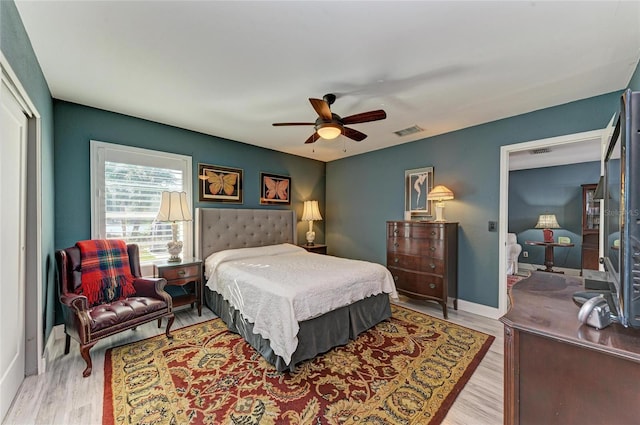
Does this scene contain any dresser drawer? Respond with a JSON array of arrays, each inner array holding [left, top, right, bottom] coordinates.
[[388, 223, 444, 240], [387, 237, 444, 258], [160, 264, 201, 281], [387, 252, 444, 274], [388, 267, 443, 297]]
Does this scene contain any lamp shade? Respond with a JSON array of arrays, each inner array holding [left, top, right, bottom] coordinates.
[[155, 191, 192, 222], [428, 185, 454, 201], [301, 200, 323, 221], [316, 123, 342, 140], [534, 213, 560, 229]]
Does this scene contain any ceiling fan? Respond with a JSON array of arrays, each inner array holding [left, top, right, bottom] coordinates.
[[272, 94, 387, 144]]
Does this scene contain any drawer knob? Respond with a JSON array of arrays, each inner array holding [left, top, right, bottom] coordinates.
[[430, 247, 436, 251], [429, 283, 436, 289], [394, 258, 399, 263], [430, 263, 436, 269], [394, 275, 399, 281], [431, 231, 436, 235], [177, 270, 186, 276], [394, 243, 399, 248], [393, 229, 399, 235]]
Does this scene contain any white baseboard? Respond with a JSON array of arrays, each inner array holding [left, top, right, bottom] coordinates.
[[457, 298, 502, 320], [40, 324, 64, 374]]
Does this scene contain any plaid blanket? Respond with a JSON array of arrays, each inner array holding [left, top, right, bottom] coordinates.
[[76, 239, 136, 307]]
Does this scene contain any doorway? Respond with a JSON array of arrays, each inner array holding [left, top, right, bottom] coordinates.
[[498, 129, 607, 316]]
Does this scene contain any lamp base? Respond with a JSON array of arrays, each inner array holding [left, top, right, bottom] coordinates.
[[167, 240, 183, 262], [434, 202, 446, 222], [305, 230, 316, 245]]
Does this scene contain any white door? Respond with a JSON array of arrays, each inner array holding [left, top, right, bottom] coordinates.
[[0, 79, 28, 420]]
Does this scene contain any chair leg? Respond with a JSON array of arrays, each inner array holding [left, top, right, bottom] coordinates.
[[79, 341, 97, 378], [157, 318, 162, 328], [64, 334, 71, 355], [165, 314, 175, 339]]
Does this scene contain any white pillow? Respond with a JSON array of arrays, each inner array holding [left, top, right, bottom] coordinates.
[[204, 243, 304, 278]]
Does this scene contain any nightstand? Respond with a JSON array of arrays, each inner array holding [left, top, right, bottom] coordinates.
[[300, 244, 327, 254], [153, 257, 203, 325]]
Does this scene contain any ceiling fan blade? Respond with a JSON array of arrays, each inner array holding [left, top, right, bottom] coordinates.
[[309, 98, 332, 120], [304, 132, 321, 144], [343, 127, 367, 142], [342, 109, 387, 125], [272, 122, 315, 126]]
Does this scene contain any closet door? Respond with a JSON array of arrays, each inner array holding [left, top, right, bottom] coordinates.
[[0, 78, 28, 420]]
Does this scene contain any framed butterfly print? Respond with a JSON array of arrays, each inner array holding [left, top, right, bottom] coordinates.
[[405, 166, 433, 219], [260, 172, 291, 205], [198, 163, 243, 203]]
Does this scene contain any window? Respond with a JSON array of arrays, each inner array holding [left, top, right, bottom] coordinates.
[[90, 141, 193, 269]]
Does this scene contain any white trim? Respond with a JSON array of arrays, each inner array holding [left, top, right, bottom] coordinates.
[[0, 52, 45, 375], [498, 129, 604, 316], [457, 299, 502, 320]]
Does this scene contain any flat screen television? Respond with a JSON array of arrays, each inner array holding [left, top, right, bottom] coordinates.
[[602, 88, 640, 328]]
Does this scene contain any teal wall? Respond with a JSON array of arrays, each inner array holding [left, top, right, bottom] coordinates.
[[1, 1, 56, 359], [53, 101, 326, 251], [326, 94, 621, 308], [508, 161, 600, 269], [629, 58, 640, 90]]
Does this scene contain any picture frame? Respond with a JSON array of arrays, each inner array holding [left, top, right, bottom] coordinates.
[[198, 163, 243, 203], [260, 172, 291, 205], [405, 167, 434, 219]]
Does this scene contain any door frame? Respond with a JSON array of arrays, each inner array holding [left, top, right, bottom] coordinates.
[[1, 52, 44, 374], [498, 129, 604, 316]]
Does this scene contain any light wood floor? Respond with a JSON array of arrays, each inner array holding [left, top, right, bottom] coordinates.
[[3, 298, 504, 425]]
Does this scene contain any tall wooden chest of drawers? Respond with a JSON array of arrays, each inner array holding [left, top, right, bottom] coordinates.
[[387, 221, 458, 318]]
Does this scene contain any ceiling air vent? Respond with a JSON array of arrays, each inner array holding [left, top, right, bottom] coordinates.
[[394, 125, 424, 137], [530, 147, 551, 155]]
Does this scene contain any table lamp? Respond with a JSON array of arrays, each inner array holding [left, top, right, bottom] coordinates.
[[428, 185, 454, 222], [155, 191, 192, 262], [535, 213, 560, 243], [301, 200, 322, 245]]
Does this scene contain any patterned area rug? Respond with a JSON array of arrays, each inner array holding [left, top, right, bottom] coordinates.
[[103, 304, 494, 424]]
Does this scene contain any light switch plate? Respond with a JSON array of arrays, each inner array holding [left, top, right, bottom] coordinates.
[[488, 221, 497, 232]]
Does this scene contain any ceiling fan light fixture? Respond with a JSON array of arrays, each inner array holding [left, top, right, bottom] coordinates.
[[316, 122, 342, 140]]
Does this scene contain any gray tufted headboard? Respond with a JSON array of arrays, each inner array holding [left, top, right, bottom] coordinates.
[[195, 208, 296, 261]]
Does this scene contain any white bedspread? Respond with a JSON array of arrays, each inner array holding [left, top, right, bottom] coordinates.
[[205, 243, 398, 365]]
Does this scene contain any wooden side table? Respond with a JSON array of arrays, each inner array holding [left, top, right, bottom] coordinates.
[[300, 244, 327, 254], [525, 241, 575, 273], [153, 257, 203, 326]]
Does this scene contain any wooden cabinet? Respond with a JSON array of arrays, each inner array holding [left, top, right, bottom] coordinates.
[[386, 221, 458, 318], [501, 272, 640, 425], [153, 257, 203, 324], [581, 183, 600, 270], [299, 244, 327, 254]]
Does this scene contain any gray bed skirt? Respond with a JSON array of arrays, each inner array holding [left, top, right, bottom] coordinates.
[[204, 289, 392, 372]]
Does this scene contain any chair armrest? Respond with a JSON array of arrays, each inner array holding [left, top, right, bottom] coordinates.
[[133, 277, 172, 306], [60, 293, 89, 312]]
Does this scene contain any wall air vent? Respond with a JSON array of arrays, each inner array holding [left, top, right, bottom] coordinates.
[[530, 148, 551, 154], [394, 125, 424, 137]]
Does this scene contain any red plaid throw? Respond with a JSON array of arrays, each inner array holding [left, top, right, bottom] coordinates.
[[76, 239, 136, 306]]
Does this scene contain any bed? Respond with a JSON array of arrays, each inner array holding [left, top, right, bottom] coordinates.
[[195, 207, 398, 372]]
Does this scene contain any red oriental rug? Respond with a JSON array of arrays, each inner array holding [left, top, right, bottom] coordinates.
[[104, 304, 494, 424]]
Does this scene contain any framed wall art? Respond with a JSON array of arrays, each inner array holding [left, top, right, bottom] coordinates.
[[198, 163, 243, 203], [404, 166, 433, 219], [260, 172, 291, 205]]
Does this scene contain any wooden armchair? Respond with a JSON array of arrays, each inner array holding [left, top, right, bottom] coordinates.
[[56, 242, 174, 377]]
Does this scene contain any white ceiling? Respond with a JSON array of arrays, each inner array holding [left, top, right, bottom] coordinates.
[[14, 1, 640, 163]]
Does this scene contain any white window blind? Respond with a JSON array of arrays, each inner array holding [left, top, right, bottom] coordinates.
[[90, 141, 193, 268]]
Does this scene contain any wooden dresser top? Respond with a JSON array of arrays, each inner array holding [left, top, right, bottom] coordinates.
[[501, 271, 640, 363]]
